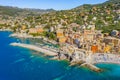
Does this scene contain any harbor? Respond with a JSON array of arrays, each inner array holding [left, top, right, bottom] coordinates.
[[10, 41, 120, 72], [0, 0, 120, 79]]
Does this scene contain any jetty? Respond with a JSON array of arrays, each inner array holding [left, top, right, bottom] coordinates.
[[81, 63, 102, 72], [10, 42, 120, 72], [10, 42, 58, 56], [9, 33, 33, 38]]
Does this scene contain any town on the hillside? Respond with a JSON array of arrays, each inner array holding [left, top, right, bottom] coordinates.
[[1, 0, 120, 72]]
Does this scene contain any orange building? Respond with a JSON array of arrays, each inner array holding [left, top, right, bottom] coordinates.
[[29, 28, 44, 34], [105, 10, 111, 14], [91, 45, 98, 53], [37, 28, 44, 33], [29, 28, 37, 34]]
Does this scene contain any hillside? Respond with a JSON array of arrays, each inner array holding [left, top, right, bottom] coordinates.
[[23, 0, 120, 33], [0, 0, 120, 33]]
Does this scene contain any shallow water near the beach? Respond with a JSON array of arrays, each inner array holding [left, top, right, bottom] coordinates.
[[0, 31, 120, 80]]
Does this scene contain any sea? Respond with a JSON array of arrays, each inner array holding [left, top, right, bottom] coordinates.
[[0, 31, 120, 80]]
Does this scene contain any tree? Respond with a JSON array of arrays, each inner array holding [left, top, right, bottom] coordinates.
[[49, 32, 56, 40]]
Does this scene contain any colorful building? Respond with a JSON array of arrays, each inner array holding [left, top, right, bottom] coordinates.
[[29, 28, 44, 34], [22, 25, 26, 30], [58, 37, 67, 43], [56, 29, 64, 38], [37, 28, 44, 33], [104, 45, 111, 53], [29, 28, 37, 34], [91, 45, 98, 53]]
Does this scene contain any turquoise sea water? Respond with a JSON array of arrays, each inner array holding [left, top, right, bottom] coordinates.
[[1, 31, 120, 80]]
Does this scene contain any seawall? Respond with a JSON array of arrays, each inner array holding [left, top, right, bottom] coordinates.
[[10, 42, 58, 56]]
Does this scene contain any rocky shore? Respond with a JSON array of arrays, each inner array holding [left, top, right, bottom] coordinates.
[[10, 42, 102, 72], [10, 42, 120, 72]]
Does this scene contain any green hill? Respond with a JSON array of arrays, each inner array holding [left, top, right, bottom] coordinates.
[[1, 0, 120, 33], [24, 0, 120, 33]]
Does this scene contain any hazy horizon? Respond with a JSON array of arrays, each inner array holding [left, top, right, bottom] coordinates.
[[0, 0, 108, 10]]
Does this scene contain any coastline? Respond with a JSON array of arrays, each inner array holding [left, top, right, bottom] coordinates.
[[10, 42, 120, 72], [0, 27, 120, 79], [10, 42, 58, 56], [8, 32, 120, 72]]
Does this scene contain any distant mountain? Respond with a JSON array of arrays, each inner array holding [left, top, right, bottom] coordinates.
[[24, 8, 55, 12], [0, 5, 55, 16]]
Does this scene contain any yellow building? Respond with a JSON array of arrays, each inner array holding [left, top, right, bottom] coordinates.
[[58, 37, 67, 43], [104, 45, 111, 53], [56, 29, 64, 38], [22, 25, 26, 30]]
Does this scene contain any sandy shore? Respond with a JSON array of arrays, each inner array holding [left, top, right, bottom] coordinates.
[[10, 42, 58, 56]]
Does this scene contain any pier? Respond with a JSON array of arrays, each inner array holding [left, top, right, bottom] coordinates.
[[81, 63, 102, 72]]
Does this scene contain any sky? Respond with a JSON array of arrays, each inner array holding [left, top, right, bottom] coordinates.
[[0, 0, 108, 10]]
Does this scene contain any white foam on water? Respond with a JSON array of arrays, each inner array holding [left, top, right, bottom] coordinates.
[[11, 58, 25, 64]]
